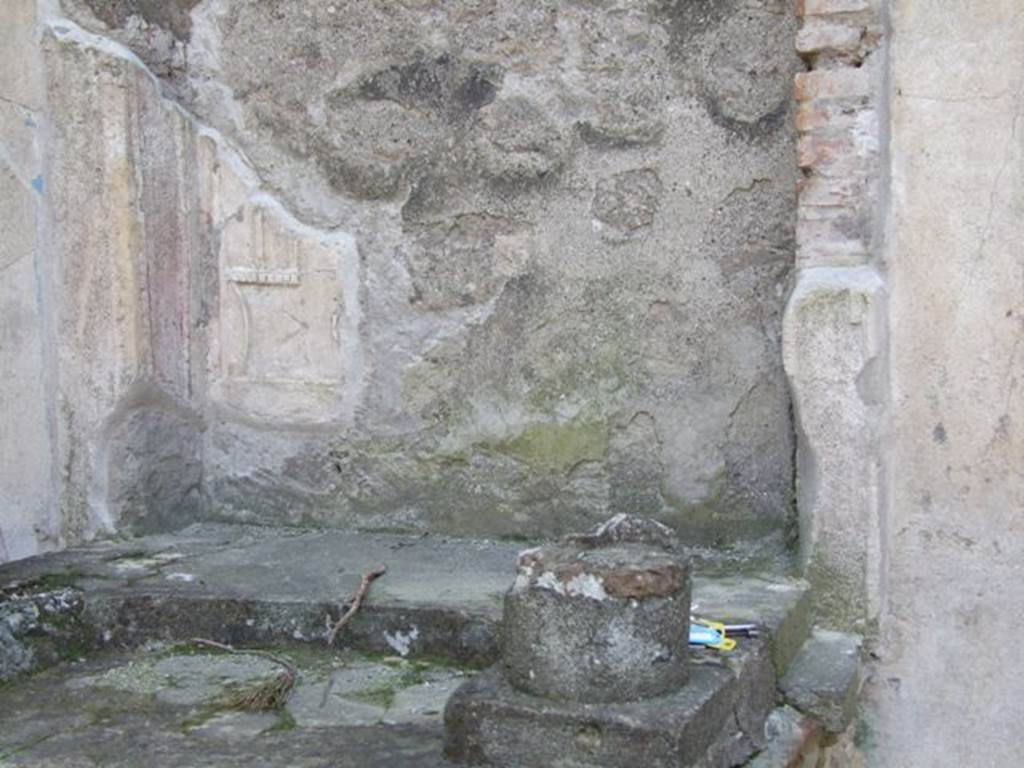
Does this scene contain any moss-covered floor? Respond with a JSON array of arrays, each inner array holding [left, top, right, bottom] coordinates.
[[0, 644, 462, 767]]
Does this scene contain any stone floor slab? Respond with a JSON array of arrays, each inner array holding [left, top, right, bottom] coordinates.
[[0, 645, 460, 767]]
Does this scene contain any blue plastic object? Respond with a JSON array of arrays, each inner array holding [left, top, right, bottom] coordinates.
[[688, 623, 724, 646]]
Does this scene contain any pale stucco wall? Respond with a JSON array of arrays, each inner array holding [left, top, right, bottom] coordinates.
[[863, 1, 1024, 765], [0, 0, 60, 562]]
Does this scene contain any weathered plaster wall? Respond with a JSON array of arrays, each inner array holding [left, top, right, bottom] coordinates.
[[0, 0, 59, 562], [863, 1, 1024, 764], [43, 21, 208, 539], [0, 0, 804, 557], [180, 0, 803, 548], [1, 2, 210, 561]]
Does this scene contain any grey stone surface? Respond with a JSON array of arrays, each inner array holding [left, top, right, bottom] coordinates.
[[743, 706, 815, 768], [0, 527, 819, 766], [780, 630, 861, 734], [565, 512, 680, 552], [0, 587, 91, 683], [502, 536, 690, 703], [445, 641, 776, 768], [0, 645, 456, 767], [783, 266, 887, 632], [0, 524, 810, 679], [0, 623, 34, 681], [103, 390, 204, 536], [30, 0, 803, 556]]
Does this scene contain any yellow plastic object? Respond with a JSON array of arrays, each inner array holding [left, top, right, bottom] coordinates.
[[694, 619, 737, 651]]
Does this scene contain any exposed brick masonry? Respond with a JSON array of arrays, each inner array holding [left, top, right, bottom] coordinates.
[[794, 0, 883, 267]]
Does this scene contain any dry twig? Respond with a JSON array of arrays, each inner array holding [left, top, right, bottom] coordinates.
[[189, 638, 297, 711], [325, 566, 387, 646]]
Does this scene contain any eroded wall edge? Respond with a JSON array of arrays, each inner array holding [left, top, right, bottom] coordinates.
[[783, 0, 889, 633]]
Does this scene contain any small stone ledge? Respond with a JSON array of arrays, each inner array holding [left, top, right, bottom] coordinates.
[[779, 629, 863, 734]]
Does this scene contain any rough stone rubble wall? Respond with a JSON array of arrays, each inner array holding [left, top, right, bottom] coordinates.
[[1, 0, 803, 560]]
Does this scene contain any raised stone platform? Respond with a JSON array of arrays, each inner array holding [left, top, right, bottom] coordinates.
[[1, 524, 811, 678], [0, 524, 823, 766]]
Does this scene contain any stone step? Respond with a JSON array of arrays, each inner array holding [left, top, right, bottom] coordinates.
[[0, 643, 456, 767], [445, 638, 778, 767], [1, 524, 810, 682]]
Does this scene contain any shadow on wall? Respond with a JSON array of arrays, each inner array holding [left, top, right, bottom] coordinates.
[[101, 384, 203, 536]]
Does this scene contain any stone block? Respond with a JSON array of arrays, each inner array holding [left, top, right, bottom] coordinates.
[[798, 134, 856, 170], [796, 104, 829, 133], [783, 267, 886, 630], [745, 706, 820, 768], [445, 641, 776, 768], [797, 174, 860, 209], [794, 20, 860, 57], [796, 21, 864, 56], [0, 588, 90, 683], [794, 70, 871, 102], [780, 630, 862, 734], [796, 0, 872, 17]]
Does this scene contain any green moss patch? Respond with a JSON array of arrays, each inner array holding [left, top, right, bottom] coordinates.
[[483, 418, 609, 473]]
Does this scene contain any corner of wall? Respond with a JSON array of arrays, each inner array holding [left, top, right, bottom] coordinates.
[[783, 0, 890, 634]]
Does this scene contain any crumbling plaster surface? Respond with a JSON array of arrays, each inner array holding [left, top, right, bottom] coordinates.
[[0, 0, 805, 558], [181, 0, 803, 546], [863, 1, 1024, 765]]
